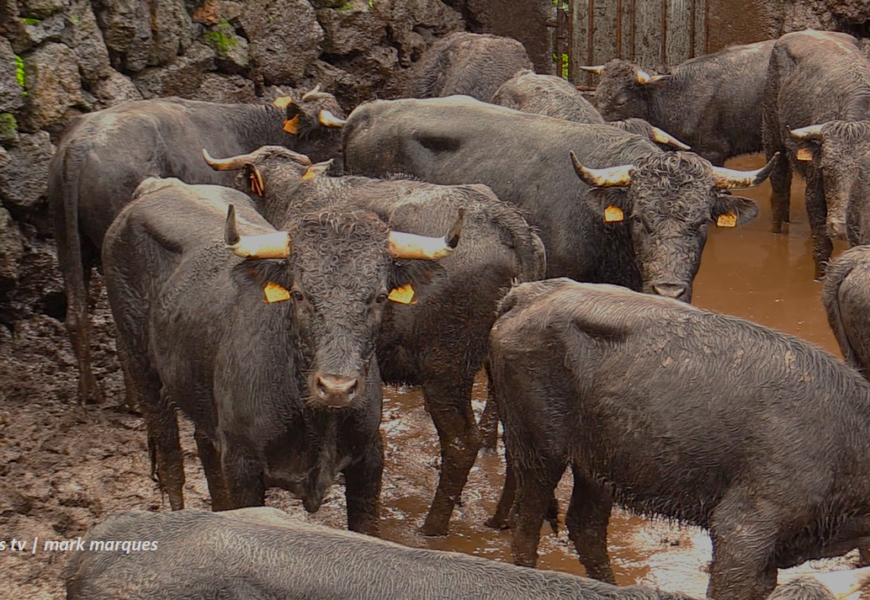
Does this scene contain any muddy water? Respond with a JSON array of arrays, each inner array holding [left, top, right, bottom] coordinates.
[[368, 154, 858, 598]]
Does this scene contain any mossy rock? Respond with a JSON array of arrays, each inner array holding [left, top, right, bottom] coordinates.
[[0, 113, 18, 145]]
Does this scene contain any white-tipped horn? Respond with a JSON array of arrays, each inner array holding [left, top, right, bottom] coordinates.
[[790, 124, 826, 141], [318, 110, 347, 128], [388, 208, 463, 260], [570, 151, 635, 188], [650, 126, 691, 150], [203, 148, 259, 171], [711, 152, 780, 189], [636, 69, 667, 85], [224, 205, 290, 259], [302, 84, 322, 102], [579, 65, 605, 75], [809, 566, 870, 600]]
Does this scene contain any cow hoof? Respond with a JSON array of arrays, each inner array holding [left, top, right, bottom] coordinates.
[[484, 515, 509, 530], [78, 379, 104, 405]]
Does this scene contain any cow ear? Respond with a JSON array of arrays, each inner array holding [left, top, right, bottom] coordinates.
[[795, 142, 818, 163], [387, 259, 444, 304], [584, 190, 630, 224], [712, 194, 758, 227]]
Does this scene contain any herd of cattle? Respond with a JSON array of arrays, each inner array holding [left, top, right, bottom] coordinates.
[[36, 25, 870, 600]]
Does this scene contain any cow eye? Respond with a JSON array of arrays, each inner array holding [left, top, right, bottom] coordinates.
[[375, 292, 389, 304], [291, 290, 304, 302]]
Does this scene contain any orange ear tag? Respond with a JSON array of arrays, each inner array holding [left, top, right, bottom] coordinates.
[[273, 96, 294, 109], [388, 284, 415, 305], [249, 168, 265, 197], [283, 115, 300, 135], [264, 282, 291, 303], [604, 206, 624, 223], [302, 167, 318, 181], [717, 213, 738, 228], [796, 147, 813, 162]]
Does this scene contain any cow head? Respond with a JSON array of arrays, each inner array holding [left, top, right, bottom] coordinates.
[[571, 151, 776, 302], [582, 60, 669, 122], [274, 85, 347, 137], [790, 121, 870, 240], [224, 204, 461, 409]]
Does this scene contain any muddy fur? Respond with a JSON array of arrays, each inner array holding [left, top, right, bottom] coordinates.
[[490, 279, 870, 600], [822, 245, 870, 380]]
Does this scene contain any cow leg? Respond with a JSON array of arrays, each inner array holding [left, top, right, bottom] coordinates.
[[58, 232, 102, 404], [220, 434, 266, 509], [768, 150, 792, 234], [420, 378, 481, 536], [707, 491, 780, 600], [804, 168, 832, 280], [343, 435, 383, 537], [193, 428, 231, 511], [478, 363, 499, 454], [486, 446, 516, 530], [565, 467, 616, 583], [510, 457, 565, 568], [144, 388, 185, 510]]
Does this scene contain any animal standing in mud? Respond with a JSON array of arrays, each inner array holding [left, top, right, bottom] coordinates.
[[202, 145, 545, 535], [102, 177, 459, 535], [489, 278, 870, 600], [48, 90, 345, 404], [344, 96, 775, 302]]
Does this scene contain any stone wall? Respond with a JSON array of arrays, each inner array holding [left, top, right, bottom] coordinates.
[[0, 0, 479, 333]]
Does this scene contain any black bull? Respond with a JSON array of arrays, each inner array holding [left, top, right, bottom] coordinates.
[[66, 508, 870, 600], [101, 178, 459, 536], [48, 92, 345, 404], [343, 96, 776, 304], [489, 278, 870, 600], [202, 145, 546, 536]]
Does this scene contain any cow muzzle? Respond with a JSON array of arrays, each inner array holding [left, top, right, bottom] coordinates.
[[650, 282, 691, 303], [313, 373, 360, 408]]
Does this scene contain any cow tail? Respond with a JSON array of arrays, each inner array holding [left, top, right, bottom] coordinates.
[[488, 203, 547, 283], [822, 252, 860, 368]]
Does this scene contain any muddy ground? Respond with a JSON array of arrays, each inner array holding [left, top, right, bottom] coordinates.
[[0, 158, 865, 599]]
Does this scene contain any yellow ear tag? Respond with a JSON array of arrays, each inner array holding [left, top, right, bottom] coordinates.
[[388, 284, 415, 305], [604, 206, 624, 223], [302, 167, 318, 181], [273, 96, 294, 109], [264, 282, 291, 303], [796, 147, 813, 162], [283, 115, 300, 135], [717, 212, 738, 228]]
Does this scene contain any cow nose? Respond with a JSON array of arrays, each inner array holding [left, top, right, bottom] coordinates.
[[652, 283, 689, 301], [827, 220, 847, 240], [314, 374, 359, 408]]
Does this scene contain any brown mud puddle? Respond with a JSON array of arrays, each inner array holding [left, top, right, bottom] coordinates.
[[0, 155, 860, 599]]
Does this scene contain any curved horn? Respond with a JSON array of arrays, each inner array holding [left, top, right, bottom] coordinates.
[[302, 84, 322, 102], [636, 69, 666, 85], [809, 567, 870, 600], [319, 110, 347, 128], [790, 124, 825, 141], [650, 126, 691, 150], [711, 152, 780, 189], [388, 208, 464, 260], [579, 65, 605, 75], [570, 151, 634, 188], [203, 148, 258, 171], [224, 205, 290, 259]]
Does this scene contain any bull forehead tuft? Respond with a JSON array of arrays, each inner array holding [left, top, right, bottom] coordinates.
[[292, 211, 388, 243], [633, 152, 713, 185], [821, 121, 870, 146]]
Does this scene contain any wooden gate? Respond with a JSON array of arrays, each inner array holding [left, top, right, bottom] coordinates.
[[568, 0, 708, 85]]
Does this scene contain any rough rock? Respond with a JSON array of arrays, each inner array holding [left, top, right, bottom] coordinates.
[[21, 43, 84, 131], [826, 0, 870, 23], [0, 38, 25, 113], [63, 0, 112, 84], [203, 19, 249, 73], [0, 205, 24, 289], [133, 42, 215, 99], [93, 69, 142, 108], [193, 72, 256, 103], [17, 12, 66, 49], [19, 0, 68, 20], [320, 45, 399, 109], [382, 0, 464, 65], [220, 0, 242, 22], [93, 0, 153, 73], [317, 2, 387, 55], [0, 113, 19, 145], [149, 0, 194, 67], [239, 0, 323, 84], [0, 131, 55, 211]]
